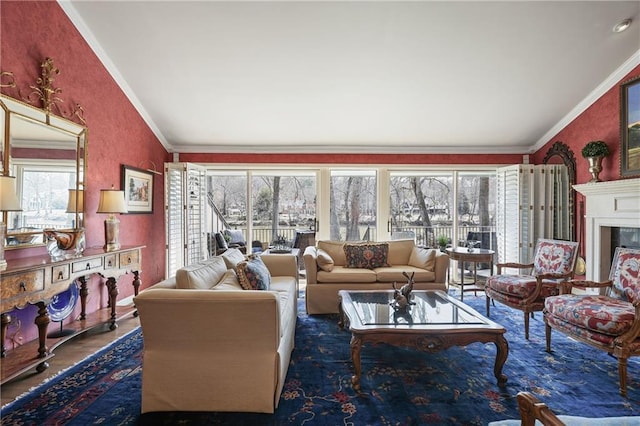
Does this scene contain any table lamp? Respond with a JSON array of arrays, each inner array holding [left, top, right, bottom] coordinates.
[[96, 186, 127, 251], [0, 176, 22, 271], [66, 189, 84, 217]]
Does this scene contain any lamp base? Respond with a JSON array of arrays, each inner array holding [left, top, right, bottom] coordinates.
[[0, 221, 6, 271], [104, 242, 121, 252], [104, 216, 121, 252]]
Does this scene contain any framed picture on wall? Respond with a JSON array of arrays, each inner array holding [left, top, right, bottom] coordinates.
[[620, 75, 640, 178], [121, 165, 154, 213]]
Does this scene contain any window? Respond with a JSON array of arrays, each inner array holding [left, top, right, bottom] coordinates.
[[8, 160, 77, 233], [329, 170, 376, 241], [204, 165, 496, 252], [389, 171, 453, 246]]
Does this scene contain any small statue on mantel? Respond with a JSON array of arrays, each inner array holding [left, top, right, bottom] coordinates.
[[390, 271, 415, 311]]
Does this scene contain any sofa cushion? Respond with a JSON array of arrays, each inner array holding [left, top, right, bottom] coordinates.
[[316, 248, 334, 272], [213, 269, 243, 290], [237, 255, 271, 290], [408, 247, 437, 271], [176, 257, 228, 289], [318, 240, 347, 266], [317, 266, 377, 283], [344, 243, 389, 269], [221, 248, 246, 269], [375, 266, 436, 283], [387, 239, 415, 265]]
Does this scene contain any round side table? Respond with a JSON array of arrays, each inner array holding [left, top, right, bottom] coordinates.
[[445, 247, 495, 301]]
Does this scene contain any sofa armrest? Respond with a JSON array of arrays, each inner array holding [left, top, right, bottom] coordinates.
[[135, 288, 281, 349], [303, 246, 318, 284], [260, 253, 298, 280], [434, 251, 450, 283]]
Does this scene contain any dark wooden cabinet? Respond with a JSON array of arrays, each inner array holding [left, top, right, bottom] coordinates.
[[0, 246, 143, 385]]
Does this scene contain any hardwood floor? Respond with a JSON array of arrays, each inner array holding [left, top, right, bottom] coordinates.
[[0, 314, 140, 407]]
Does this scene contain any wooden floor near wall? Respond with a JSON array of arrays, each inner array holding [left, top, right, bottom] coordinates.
[[0, 314, 141, 406]]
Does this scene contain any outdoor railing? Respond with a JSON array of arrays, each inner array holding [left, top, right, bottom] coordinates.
[[233, 224, 495, 250]]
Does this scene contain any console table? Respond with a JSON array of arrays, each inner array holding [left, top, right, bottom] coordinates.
[[0, 245, 144, 385]]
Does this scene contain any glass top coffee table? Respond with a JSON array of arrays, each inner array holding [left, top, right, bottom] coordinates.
[[338, 289, 508, 391]]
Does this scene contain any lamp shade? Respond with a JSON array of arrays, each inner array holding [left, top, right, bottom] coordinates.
[[66, 189, 85, 213], [97, 189, 128, 214], [0, 176, 22, 211]]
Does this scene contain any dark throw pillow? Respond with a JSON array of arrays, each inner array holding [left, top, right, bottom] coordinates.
[[343, 243, 389, 269]]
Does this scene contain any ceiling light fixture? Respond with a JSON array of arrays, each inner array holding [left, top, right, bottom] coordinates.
[[613, 18, 632, 33]]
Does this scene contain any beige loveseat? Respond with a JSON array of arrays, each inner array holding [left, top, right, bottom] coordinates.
[[133, 249, 298, 414], [303, 239, 449, 314]]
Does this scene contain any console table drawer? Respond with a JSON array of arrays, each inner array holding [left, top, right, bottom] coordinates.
[[51, 265, 70, 283], [72, 257, 103, 273], [1, 270, 45, 299], [104, 254, 117, 269], [119, 250, 140, 267]]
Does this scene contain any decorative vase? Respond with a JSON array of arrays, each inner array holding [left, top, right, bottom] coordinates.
[[586, 156, 604, 183], [44, 228, 85, 260]]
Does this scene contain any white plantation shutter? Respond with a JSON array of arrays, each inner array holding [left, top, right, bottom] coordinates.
[[496, 164, 569, 271], [165, 162, 208, 277], [165, 163, 184, 278]]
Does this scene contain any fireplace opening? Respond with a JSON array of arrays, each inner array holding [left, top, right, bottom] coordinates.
[[611, 227, 640, 260]]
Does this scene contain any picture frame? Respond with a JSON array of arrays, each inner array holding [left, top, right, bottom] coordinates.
[[121, 165, 154, 213], [620, 75, 640, 178]]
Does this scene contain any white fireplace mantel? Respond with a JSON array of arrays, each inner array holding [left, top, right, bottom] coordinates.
[[574, 178, 640, 281]]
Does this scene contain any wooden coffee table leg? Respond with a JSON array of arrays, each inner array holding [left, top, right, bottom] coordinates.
[[350, 334, 363, 391], [494, 334, 509, 386]]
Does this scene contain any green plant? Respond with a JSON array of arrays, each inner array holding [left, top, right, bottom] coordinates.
[[436, 235, 449, 247], [581, 140, 609, 158]]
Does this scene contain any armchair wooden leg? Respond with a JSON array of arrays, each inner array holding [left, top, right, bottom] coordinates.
[[618, 357, 628, 397], [524, 312, 530, 340], [486, 296, 491, 317], [545, 324, 552, 352]]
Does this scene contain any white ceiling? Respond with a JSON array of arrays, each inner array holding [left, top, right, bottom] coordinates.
[[61, 1, 640, 154]]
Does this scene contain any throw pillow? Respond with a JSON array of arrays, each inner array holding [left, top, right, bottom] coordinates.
[[316, 248, 334, 272], [237, 255, 271, 290], [224, 229, 245, 245], [408, 247, 437, 271], [343, 243, 389, 269]]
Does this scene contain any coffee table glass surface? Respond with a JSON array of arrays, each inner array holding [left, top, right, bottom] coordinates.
[[345, 290, 488, 327], [338, 290, 508, 390]]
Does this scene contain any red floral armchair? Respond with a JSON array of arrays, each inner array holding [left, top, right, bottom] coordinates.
[[544, 247, 640, 396], [485, 238, 579, 339]]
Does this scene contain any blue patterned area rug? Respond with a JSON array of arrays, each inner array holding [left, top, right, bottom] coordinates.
[[1, 292, 638, 425]]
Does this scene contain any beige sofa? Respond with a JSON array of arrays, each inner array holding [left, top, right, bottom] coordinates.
[[303, 239, 449, 314], [133, 249, 298, 414]]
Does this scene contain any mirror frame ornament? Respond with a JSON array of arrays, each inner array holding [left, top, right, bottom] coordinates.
[[1, 58, 87, 250], [542, 141, 576, 242]]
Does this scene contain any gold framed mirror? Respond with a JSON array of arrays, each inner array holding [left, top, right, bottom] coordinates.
[[1, 62, 87, 250]]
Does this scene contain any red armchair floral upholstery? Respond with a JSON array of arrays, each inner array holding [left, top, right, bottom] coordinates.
[[485, 238, 579, 339], [543, 247, 640, 396]]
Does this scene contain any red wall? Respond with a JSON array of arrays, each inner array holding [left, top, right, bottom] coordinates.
[[1, 1, 170, 348], [532, 65, 640, 183]]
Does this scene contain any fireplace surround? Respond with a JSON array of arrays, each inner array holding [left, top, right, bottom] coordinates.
[[574, 178, 640, 281]]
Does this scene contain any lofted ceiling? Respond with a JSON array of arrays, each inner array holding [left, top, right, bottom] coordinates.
[[61, 1, 640, 154]]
